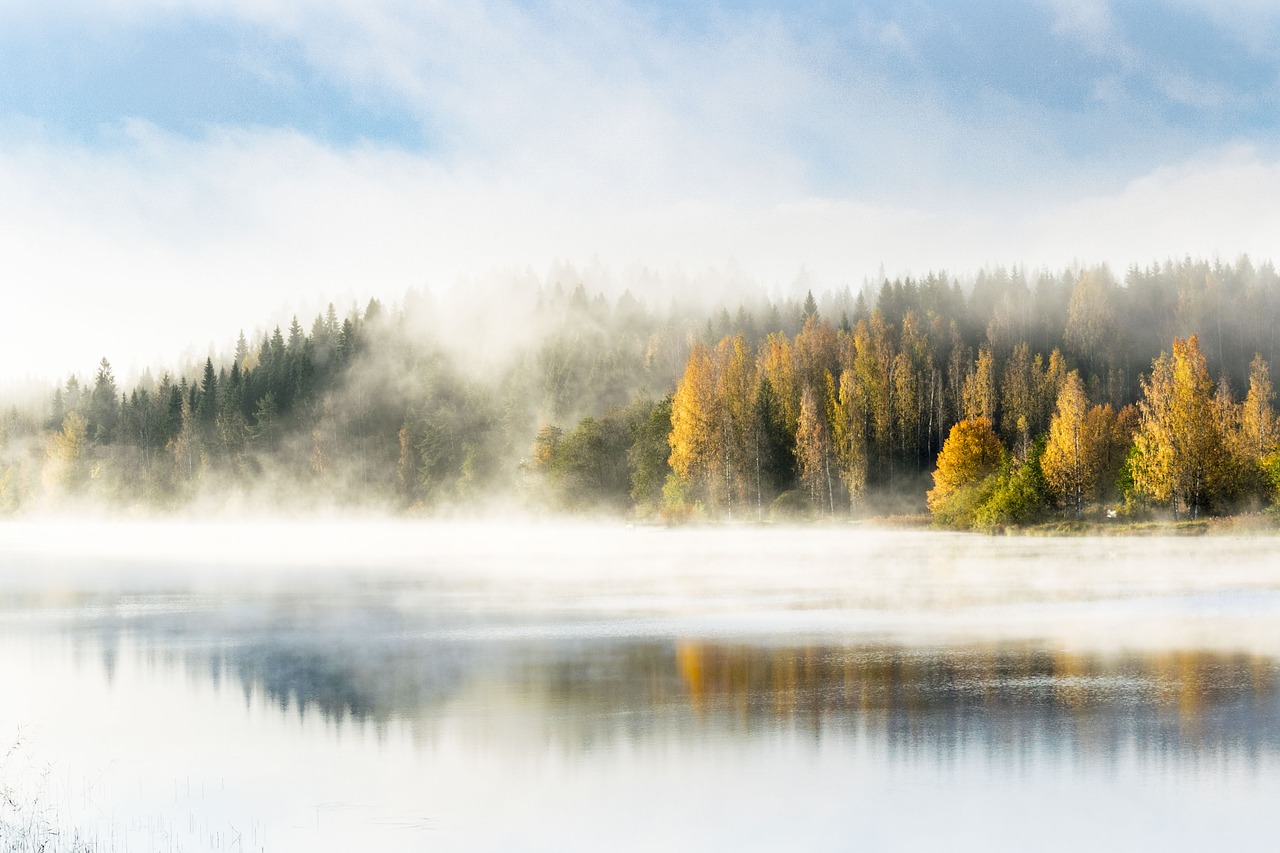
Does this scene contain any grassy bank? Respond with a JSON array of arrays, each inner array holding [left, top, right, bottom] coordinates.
[[964, 512, 1280, 537]]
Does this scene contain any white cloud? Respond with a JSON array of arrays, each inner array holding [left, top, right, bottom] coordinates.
[[0, 2, 1277, 391], [1018, 144, 1280, 269], [1164, 0, 1280, 55], [1045, 0, 1115, 43], [1042, 0, 1133, 64], [1157, 70, 1242, 111], [2, 123, 1278, 390]]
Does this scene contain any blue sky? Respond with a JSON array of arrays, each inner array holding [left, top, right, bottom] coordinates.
[[1, 0, 1279, 382], [3, 1, 1276, 192]]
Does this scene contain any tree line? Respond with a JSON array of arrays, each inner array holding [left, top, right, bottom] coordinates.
[[4, 256, 1280, 520]]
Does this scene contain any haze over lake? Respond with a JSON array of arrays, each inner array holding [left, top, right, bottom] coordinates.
[[3, 522, 1279, 852]]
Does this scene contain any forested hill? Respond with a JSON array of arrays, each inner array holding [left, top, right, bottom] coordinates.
[[2, 256, 1280, 521]]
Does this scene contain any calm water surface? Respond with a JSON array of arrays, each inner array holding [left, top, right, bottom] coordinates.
[[2, 521, 1279, 851]]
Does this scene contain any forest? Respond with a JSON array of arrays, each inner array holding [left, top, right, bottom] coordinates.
[[3, 255, 1280, 526]]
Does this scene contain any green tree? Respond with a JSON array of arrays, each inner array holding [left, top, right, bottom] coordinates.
[[89, 358, 120, 443], [252, 391, 281, 450], [715, 334, 757, 516], [197, 357, 218, 434], [830, 369, 868, 511], [628, 397, 674, 516], [751, 376, 794, 516]]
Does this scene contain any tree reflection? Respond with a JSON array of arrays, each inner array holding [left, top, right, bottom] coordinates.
[[53, 596, 1280, 764]]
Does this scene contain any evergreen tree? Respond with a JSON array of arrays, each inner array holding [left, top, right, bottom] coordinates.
[[90, 358, 119, 442]]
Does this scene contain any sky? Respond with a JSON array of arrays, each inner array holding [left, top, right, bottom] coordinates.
[[3, 0, 1280, 387]]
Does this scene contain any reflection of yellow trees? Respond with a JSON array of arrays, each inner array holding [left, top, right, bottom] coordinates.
[[1151, 651, 1208, 736], [1052, 649, 1089, 708], [675, 642, 706, 712], [668, 641, 1274, 744]]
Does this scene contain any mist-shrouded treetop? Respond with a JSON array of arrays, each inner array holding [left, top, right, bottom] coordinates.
[[3, 256, 1280, 523]]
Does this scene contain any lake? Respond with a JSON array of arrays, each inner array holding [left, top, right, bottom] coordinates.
[[2, 520, 1279, 851]]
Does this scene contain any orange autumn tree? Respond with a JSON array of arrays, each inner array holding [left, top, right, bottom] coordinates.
[[927, 417, 1004, 514]]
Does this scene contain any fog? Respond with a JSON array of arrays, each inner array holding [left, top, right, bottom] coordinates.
[[4, 521, 1280, 851], [6, 255, 1280, 525], [5, 520, 1280, 654]]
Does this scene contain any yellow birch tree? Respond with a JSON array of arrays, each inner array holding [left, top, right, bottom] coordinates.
[[1241, 353, 1278, 459], [1131, 335, 1223, 517], [830, 369, 868, 509], [796, 383, 836, 515], [962, 346, 998, 424], [668, 341, 720, 508], [927, 417, 1003, 513], [1042, 371, 1101, 517]]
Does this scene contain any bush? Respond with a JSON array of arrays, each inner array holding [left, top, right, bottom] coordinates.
[[931, 474, 1000, 529], [975, 459, 1050, 527], [933, 438, 1051, 529], [768, 489, 812, 521]]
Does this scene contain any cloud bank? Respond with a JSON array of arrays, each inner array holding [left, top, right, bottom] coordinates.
[[2, 0, 1279, 386]]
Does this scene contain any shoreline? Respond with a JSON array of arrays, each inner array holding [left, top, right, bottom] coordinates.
[[868, 512, 1280, 537], [1, 508, 1277, 539]]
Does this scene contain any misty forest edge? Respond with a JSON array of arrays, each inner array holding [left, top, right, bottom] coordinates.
[[6, 256, 1280, 529]]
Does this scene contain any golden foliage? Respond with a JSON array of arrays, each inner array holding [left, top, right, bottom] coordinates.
[[962, 346, 997, 423], [796, 383, 835, 514], [927, 417, 1003, 512], [43, 411, 88, 494], [758, 333, 798, 434], [830, 369, 868, 508], [668, 341, 718, 500], [1241, 353, 1279, 459], [1041, 371, 1113, 516], [1130, 335, 1225, 517]]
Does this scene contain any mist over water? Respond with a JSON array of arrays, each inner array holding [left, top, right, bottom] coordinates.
[[1, 522, 1279, 851]]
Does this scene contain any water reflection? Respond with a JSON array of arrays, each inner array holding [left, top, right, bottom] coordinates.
[[28, 592, 1280, 767], [5, 536, 1280, 853]]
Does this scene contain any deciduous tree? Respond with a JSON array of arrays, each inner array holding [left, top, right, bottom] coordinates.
[[1041, 371, 1104, 517], [1241, 354, 1278, 459], [928, 417, 1003, 513], [796, 384, 836, 515], [1130, 335, 1224, 517]]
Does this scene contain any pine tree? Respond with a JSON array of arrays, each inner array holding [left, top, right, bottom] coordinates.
[[751, 376, 794, 516], [802, 290, 818, 319], [197, 357, 218, 431], [90, 358, 120, 442], [716, 334, 756, 515]]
